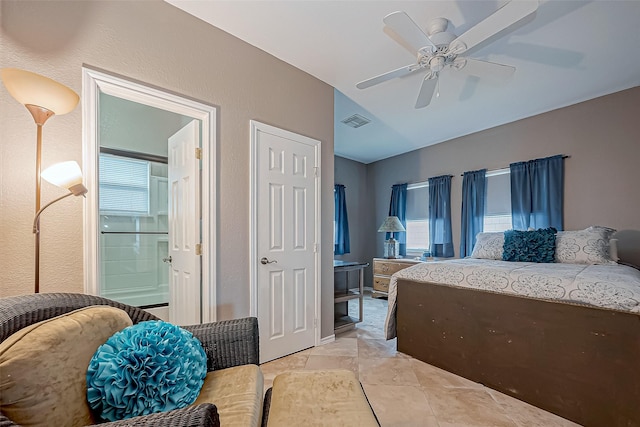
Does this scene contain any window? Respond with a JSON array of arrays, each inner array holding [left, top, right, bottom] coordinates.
[[484, 169, 512, 232], [99, 154, 151, 215], [405, 183, 429, 256]]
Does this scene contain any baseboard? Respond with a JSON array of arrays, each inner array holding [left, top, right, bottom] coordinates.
[[319, 334, 335, 345]]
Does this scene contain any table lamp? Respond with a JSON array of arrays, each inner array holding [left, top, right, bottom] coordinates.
[[378, 216, 406, 259]]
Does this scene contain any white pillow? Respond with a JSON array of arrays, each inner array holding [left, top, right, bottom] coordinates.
[[555, 226, 617, 265], [471, 232, 505, 260]]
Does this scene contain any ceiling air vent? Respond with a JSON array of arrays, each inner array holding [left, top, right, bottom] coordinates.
[[341, 114, 371, 129]]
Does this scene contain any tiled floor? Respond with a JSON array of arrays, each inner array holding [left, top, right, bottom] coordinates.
[[260, 292, 580, 427]]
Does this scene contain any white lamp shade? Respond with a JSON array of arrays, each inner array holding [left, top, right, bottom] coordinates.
[[378, 216, 406, 233], [41, 161, 83, 189], [1, 68, 79, 115]]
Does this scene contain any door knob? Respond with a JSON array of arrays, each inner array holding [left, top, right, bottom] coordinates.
[[162, 256, 172, 264], [260, 257, 277, 265]]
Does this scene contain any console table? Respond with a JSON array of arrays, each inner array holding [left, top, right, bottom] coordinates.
[[333, 260, 369, 333]]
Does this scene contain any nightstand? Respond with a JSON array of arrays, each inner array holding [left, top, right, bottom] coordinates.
[[372, 258, 423, 298]]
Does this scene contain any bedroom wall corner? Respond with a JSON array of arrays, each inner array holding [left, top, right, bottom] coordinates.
[[334, 155, 375, 288]]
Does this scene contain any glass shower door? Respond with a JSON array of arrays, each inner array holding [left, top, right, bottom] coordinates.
[[99, 153, 169, 308]]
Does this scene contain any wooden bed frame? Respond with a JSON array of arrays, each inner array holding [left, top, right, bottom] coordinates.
[[396, 230, 640, 427]]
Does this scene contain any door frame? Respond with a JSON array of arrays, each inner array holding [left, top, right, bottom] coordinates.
[[249, 120, 322, 347], [81, 67, 218, 323]]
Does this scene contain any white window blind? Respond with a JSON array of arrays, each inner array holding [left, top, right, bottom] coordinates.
[[99, 154, 150, 215], [406, 184, 429, 220], [405, 184, 430, 253], [486, 170, 511, 216], [484, 169, 512, 232]]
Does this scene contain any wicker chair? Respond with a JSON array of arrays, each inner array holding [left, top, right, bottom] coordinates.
[[0, 293, 260, 427]]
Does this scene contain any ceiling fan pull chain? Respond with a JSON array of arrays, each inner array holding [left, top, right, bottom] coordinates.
[[436, 74, 440, 98]]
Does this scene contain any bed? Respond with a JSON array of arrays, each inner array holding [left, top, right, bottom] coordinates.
[[384, 229, 640, 427]]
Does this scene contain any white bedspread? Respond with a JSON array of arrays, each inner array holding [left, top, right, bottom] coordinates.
[[384, 259, 640, 339]]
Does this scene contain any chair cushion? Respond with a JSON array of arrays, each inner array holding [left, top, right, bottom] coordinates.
[[267, 370, 379, 426], [87, 320, 208, 422], [0, 305, 132, 427], [194, 364, 264, 427]]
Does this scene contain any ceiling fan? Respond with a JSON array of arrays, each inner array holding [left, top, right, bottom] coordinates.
[[356, 1, 539, 108]]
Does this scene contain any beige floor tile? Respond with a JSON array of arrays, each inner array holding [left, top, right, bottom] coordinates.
[[425, 388, 516, 427], [362, 384, 439, 427], [337, 327, 359, 338], [304, 355, 359, 377], [260, 353, 309, 382], [359, 357, 420, 386], [358, 338, 401, 359], [309, 336, 358, 357], [487, 389, 580, 427], [411, 358, 484, 390], [355, 326, 387, 340]]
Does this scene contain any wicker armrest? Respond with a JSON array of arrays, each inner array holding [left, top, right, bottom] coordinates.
[[183, 317, 259, 370], [100, 403, 219, 427], [0, 404, 219, 427]]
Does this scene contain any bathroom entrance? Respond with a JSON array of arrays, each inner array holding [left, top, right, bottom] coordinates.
[[83, 67, 218, 325]]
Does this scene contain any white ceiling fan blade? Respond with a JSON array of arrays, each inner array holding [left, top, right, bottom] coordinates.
[[415, 74, 437, 109], [455, 58, 515, 81], [383, 11, 436, 54], [356, 64, 417, 89], [449, 1, 538, 55]]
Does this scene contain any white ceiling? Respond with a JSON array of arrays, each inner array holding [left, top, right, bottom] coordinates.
[[167, 0, 640, 164]]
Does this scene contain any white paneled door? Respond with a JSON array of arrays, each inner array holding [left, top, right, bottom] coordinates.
[[252, 121, 320, 363], [168, 120, 201, 326]]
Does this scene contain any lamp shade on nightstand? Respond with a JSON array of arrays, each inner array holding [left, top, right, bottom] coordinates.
[[378, 216, 405, 259]]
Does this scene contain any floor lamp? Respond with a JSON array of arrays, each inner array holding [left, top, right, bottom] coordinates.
[[1, 68, 80, 293]]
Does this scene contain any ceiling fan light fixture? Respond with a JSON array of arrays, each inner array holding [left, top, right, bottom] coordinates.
[[448, 40, 467, 55], [430, 56, 445, 72]]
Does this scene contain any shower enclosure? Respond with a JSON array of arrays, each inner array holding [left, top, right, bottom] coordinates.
[[99, 150, 169, 308]]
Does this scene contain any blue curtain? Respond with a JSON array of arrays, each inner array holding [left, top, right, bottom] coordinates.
[[334, 184, 350, 255], [460, 169, 487, 257], [387, 184, 407, 256], [510, 155, 564, 230], [429, 175, 454, 258]]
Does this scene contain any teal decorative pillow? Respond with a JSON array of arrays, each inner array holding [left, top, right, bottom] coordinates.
[[503, 228, 557, 263], [86, 321, 207, 422]]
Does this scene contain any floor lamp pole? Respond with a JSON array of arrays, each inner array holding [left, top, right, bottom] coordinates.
[[26, 105, 55, 294]]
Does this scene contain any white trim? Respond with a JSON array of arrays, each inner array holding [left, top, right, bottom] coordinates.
[[81, 67, 217, 323], [486, 167, 510, 177], [407, 181, 429, 190], [319, 334, 335, 346], [249, 120, 322, 347]]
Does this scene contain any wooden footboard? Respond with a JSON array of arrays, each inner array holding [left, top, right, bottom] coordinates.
[[396, 279, 640, 427]]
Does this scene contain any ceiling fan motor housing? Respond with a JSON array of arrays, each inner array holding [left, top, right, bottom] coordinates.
[[357, 1, 539, 108]]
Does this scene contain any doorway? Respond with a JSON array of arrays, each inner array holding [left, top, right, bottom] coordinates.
[[82, 67, 218, 324], [250, 120, 321, 363]]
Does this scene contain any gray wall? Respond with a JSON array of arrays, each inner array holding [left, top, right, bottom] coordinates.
[[334, 156, 374, 288], [368, 87, 640, 257], [1, 1, 336, 338]]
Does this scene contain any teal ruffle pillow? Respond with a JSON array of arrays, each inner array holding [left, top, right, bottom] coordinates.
[[86, 321, 207, 422], [503, 228, 557, 263]]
